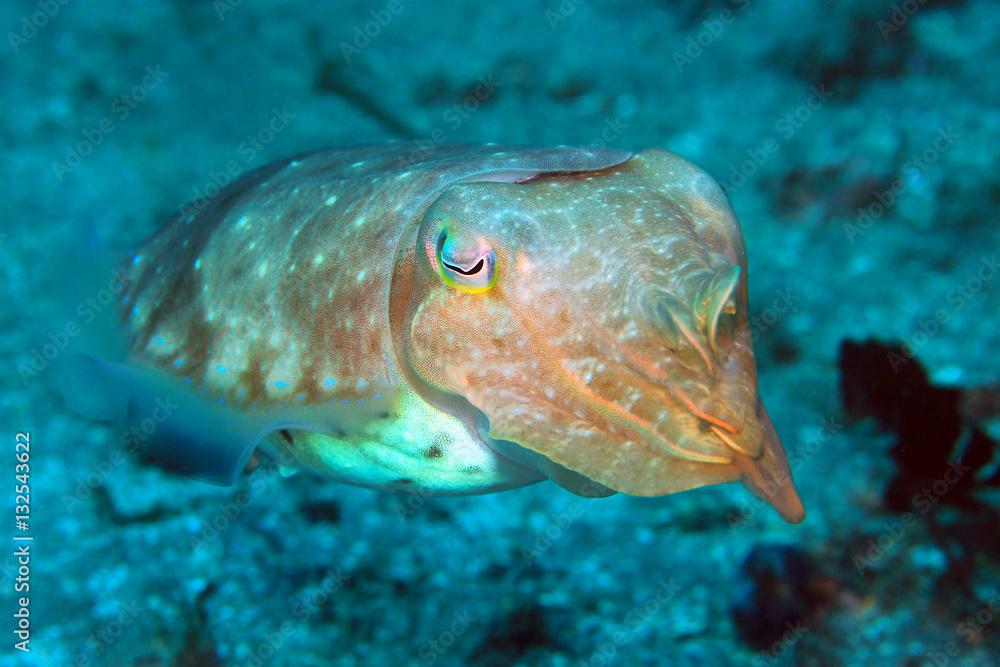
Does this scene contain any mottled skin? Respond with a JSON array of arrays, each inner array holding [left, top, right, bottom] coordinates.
[[119, 143, 804, 522]]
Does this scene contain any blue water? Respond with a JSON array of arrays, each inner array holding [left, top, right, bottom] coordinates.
[[4, 0, 999, 665]]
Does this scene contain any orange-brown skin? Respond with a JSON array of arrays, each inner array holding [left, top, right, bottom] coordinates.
[[401, 149, 804, 522], [119, 143, 804, 522]]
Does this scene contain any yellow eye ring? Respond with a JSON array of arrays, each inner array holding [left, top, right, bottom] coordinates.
[[436, 231, 497, 294]]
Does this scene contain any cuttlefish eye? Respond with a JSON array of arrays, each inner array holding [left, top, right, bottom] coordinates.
[[436, 230, 497, 293]]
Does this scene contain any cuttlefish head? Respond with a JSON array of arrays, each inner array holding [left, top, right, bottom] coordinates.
[[394, 150, 804, 523]]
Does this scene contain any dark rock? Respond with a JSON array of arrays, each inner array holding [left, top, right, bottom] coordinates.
[[837, 339, 997, 510], [300, 499, 342, 524], [731, 543, 818, 651], [471, 604, 556, 666]]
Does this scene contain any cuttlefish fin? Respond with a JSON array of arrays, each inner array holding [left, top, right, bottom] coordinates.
[[485, 434, 615, 497], [695, 264, 740, 354], [60, 354, 268, 485], [547, 463, 617, 497]]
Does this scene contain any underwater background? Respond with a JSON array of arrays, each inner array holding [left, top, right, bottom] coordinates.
[[3, 0, 1000, 665]]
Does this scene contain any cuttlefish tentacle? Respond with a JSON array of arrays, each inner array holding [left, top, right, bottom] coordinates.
[[657, 294, 714, 373], [696, 264, 741, 354], [709, 424, 757, 457], [671, 386, 737, 435]]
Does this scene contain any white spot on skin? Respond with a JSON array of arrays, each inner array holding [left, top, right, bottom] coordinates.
[[258, 261, 268, 277], [325, 194, 337, 206], [314, 254, 325, 265], [356, 270, 366, 282]]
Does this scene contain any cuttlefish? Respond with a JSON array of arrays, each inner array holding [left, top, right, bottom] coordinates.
[[68, 143, 805, 523]]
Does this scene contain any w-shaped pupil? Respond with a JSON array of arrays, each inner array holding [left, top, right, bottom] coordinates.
[[444, 257, 484, 276]]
